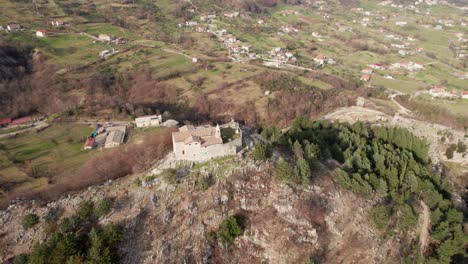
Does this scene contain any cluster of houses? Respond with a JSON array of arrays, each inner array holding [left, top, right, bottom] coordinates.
[[1, 23, 22, 32], [97, 34, 128, 45], [389, 61, 424, 71], [84, 125, 127, 150], [83, 114, 178, 150], [428, 86, 468, 99], [269, 47, 296, 64], [314, 55, 336, 67]]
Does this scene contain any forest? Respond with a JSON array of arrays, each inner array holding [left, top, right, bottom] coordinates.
[[262, 118, 466, 263]]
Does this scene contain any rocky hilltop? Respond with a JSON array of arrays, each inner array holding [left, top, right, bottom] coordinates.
[[0, 157, 402, 263]]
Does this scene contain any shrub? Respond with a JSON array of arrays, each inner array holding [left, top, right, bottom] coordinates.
[[60, 217, 80, 233], [445, 144, 456, 159], [22, 213, 39, 230], [133, 177, 142, 187], [219, 216, 243, 245], [197, 175, 213, 191], [370, 205, 390, 230], [13, 254, 29, 264], [252, 143, 271, 161], [76, 201, 94, 219], [95, 197, 113, 217]]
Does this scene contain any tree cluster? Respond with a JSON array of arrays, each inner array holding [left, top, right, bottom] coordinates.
[[13, 199, 121, 264], [268, 117, 465, 263]]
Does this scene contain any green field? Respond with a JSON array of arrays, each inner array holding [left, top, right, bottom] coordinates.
[[0, 124, 96, 197]]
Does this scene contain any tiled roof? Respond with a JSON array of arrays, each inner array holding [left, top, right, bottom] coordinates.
[[173, 126, 216, 142]]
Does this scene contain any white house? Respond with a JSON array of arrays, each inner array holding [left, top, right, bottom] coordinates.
[[36, 30, 47, 37], [135, 114, 163, 128], [98, 34, 112, 42]]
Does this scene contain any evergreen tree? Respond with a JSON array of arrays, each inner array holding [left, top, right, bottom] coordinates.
[[275, 158, 292, 182]]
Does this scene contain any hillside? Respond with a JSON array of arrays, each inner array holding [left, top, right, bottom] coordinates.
[[0, 0, 467, 263]]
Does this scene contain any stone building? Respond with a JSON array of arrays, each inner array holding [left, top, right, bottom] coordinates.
[[172, 120, 242, 162], [135, 114, 163, 128]]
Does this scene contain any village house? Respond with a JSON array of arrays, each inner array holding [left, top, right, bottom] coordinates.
[[369, 63, 388, 70], [172, 120, 242, 162], [110, 37, 128, 45], [462, 91, 468, 99], [83, 137, 96, 150], [314, 55, 335, 66], [11, 116, 33, 126], [360, 74, 372, 82], [98, 34, 112, 42], [395, 21, 408, 26], [0, 118, 12, 127], [361, 68, 373, 74], [104, 126, 127, 148], [390, 61, 424, 71], [6, 23, 21, 32], [135, 114, 163, 128], [428, 86, 458, 99], [49, 19, 64, 27], [36, 30, 47, 37]]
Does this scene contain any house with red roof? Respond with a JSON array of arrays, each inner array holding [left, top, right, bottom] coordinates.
[[84, 137, 96, 150], [11, 116, 33, 126], [462, 91, 468, 99], [0, 118, 12, 127]]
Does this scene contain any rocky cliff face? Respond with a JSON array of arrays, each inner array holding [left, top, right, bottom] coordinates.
[[0, 158, 402, 263]]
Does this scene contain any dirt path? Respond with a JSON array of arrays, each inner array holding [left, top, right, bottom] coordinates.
[[419, 201, 430, 254]]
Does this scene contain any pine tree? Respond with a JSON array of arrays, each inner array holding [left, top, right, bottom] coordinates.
[[378, 179, 388, 198], [275, 158, 292, 182]]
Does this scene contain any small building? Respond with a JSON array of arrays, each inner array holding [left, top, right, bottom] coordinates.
[[360, 74, 372, 82], [0, 118, 11, 127], [135, 114, 163, 128], [462, 91, 468, 99], [49, 19, 64, 27], [104, 130, 125, 148], [172, 120, 242, 162], [84, 137, 96, 150], [36, 30, 47, 37], [98, 34, 112, 42], [361, 68, 373, 74], [11, 116, 33, 126], [6, 23, 21, 32]]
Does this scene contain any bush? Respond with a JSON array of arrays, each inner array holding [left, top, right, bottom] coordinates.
[[197, 175, 213, 191], [252, 143, 271, 161], [445, 144, 456, 159], [370, 205, 390, 230], [13, 254, 29, 264], [95, 197, 113, 217], [76, 201, 94, 219], [22, 213, 39, 230], [133, 177, 142, 187], [219, 216, 243, 245]]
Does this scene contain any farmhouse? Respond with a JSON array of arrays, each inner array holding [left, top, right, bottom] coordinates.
[[84, 137, 96, 150], [135, 114, 163, 127], [462, 91, 468, 99], [11, 116, 33, 126], [0, 118, 11, 127], [49, 19, 64, 27], [98, 34, 112, 42], [360, 74, 372, 82], [36, 30, 47, 37], [172, 120, 242, 162], [6, 23, 21, 32]]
